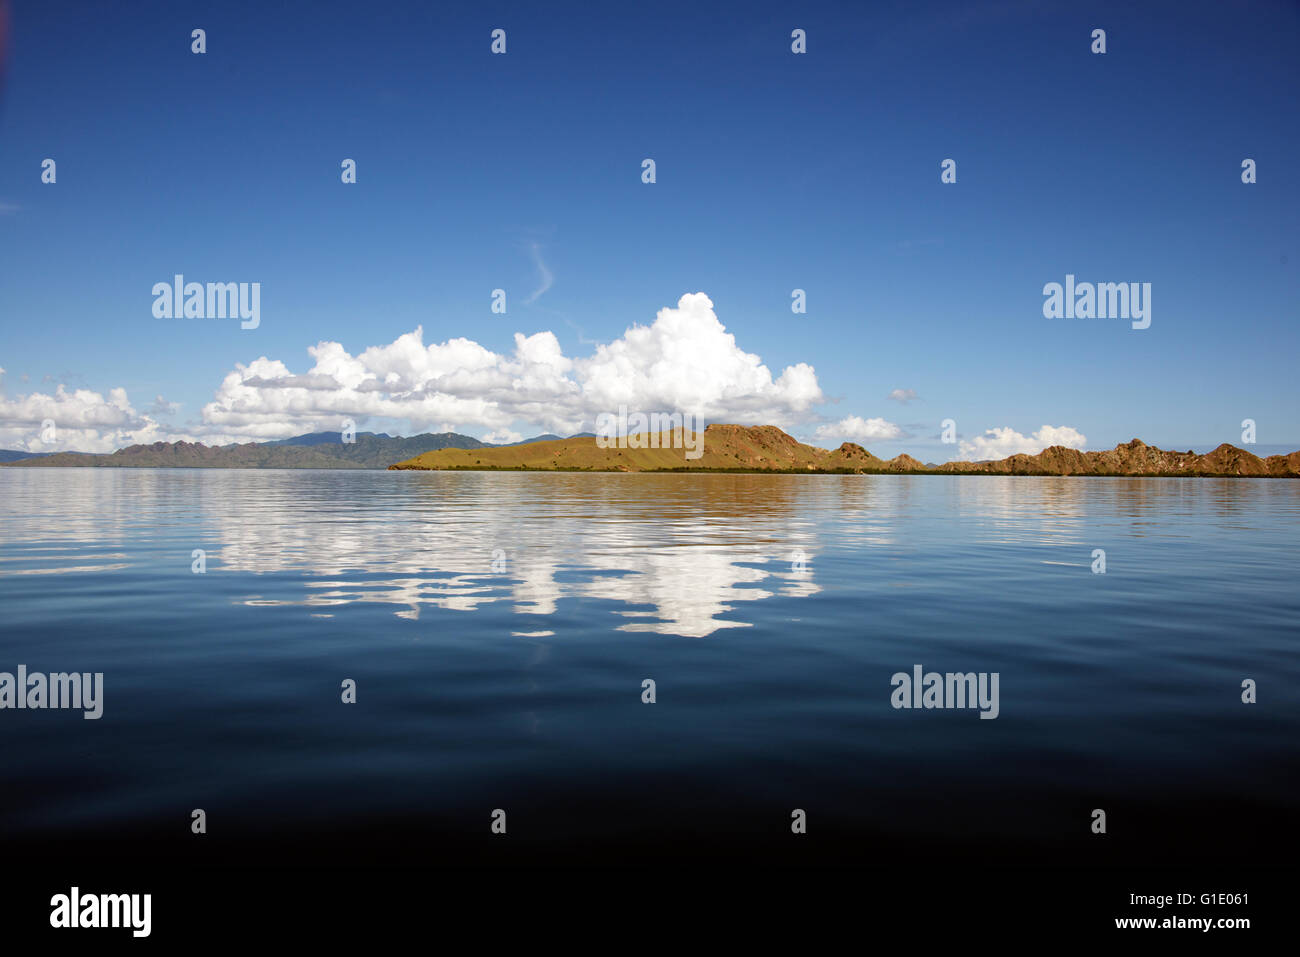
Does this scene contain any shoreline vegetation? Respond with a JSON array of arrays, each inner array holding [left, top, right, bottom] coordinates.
[[2, 425, 1296, 477]]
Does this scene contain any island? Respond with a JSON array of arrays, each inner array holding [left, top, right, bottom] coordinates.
[[389, 425, 1300, 477]]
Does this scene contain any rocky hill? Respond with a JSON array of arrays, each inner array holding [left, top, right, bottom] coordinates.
[[937, 438, 1300, 476], [390, 427, 1300, 476]]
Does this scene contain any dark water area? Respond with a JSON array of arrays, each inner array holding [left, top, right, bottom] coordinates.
[[1, 469, 1296, 869]]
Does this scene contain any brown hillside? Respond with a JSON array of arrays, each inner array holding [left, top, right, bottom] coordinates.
[[389, 424, 887, 472], [390, 426, 1300, 476]]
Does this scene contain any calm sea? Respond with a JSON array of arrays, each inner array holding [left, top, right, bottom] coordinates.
[[1, 468, 1296, 868]]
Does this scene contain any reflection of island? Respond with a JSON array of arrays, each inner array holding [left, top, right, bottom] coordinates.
[[214, 472, 832, 637], [393, 425, 1300, 477], [3, 466, 1286, 637]]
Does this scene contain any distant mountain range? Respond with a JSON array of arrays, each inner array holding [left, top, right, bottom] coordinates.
[[0, 430, 594, 469], [390, 425, 1300, 477], [0, 431, 483, 469], [0, 450, 54, 463]]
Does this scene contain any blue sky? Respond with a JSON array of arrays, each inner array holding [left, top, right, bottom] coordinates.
[[0, 0, 1296, 459]]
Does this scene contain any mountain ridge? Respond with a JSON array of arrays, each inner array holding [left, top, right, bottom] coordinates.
[[0, 429, 607, 469], [4, 425, 1297, 475], [390, 425, 1300, 477], [0, 431, 488, 469]]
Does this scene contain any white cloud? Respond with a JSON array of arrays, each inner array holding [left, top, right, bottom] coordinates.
[[887, 388, 918, 403], [0, 385, 173, 453], [147, 394, 181, 416], [199, 291, 823, 441], [576, 293, 822, 420], [814, 415, 904, 445], [957, 425, 1087, 461], [1, 293, 828, 452]]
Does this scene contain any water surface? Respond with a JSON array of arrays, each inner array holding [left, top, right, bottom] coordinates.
[[1, 469, 1295, 866]]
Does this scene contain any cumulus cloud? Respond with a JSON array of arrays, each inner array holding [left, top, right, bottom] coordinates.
[[199, 292, 824, 440], [814, 415, 905, 445], [0, 385, 173, 453], [957, 425, 1087, 461], [1, 293, 828, 451], [887, 388, 918, 403], [147, 394, 181, 416]]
